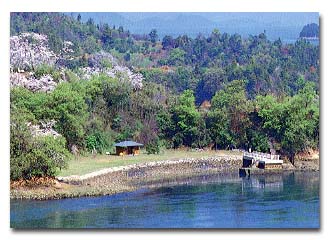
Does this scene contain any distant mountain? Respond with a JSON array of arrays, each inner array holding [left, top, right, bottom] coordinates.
[[133, 14, 218, 36], [68, 12, 319, 42]]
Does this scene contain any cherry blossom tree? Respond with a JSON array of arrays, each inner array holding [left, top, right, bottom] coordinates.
[[10, 32, 58, 71], [79, 52, 144, 90]]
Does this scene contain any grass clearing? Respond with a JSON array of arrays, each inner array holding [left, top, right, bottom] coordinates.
[[59, 149, 242, 177]]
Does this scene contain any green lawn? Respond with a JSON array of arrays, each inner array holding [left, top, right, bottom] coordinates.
[[59, 149, 241, 177]]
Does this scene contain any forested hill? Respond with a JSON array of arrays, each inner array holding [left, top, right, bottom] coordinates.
[[300, 23, 319, 38], [11, 12, 319, 101], [10, 12, 319, 179]]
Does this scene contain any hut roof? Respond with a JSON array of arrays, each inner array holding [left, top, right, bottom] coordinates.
[[114, 141, 144, 147]]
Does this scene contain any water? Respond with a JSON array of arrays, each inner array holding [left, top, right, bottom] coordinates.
[[10, 171, 319, 228]]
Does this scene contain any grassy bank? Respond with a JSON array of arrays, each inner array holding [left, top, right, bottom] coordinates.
[[59, 149, 241, 177], [12, 153, 244, 200], [11, 150, 319, 200]]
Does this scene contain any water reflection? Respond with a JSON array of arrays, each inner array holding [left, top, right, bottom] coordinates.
[[241, 175, 284, 192], [11, 171, 319, 228]]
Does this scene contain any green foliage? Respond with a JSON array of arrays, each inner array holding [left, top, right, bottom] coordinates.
[[85, 135, 97, 152], [206, 108, 233, 149], [11, 87, 50, 122], [85, 131, 113, 154], [10, 106, 70, 180], [49, 82, 88, 148], [255, 94, 286, 138], [11, 81, 88, 149], [196, 68, 227, 104], [10, 12, 319, 168], [281, 82, 319, 156], [167, 48, 186, 66], [26, 136, 71, 178], [33, 64, 62, 82], [255, 82, 319, 160], [99, 59, 112, 69], [249, 131, 269, 152], [210, 80, 252, 148], [146, 139, 161, 154], [170, 90, 202, 147]]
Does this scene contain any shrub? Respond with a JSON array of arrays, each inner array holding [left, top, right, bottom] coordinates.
[[85, 131, 114, 154], [10, 135, 71, 180], [146, 140, 161, 154], [10, 107, 71, 180], [34, 64, 62, 82], [34, 64, 55, 78], [25, 136, 70, 178]]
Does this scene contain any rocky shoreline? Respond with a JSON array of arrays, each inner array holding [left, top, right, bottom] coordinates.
[[10, 155, 319, 200]]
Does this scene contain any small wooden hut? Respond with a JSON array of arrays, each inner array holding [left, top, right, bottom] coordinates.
[[114, 141, 144, 156]]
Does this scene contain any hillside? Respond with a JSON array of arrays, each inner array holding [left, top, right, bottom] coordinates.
[[10, 12, 319, 180], [300, 23, 319, 38]]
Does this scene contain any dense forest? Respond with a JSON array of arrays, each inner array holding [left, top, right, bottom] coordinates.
[[10, 13, 319, 180]]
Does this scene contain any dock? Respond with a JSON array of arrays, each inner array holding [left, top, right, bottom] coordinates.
[[239, 151, 283, 177]]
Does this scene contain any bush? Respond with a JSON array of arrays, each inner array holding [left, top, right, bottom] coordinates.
[[34, 64, 62, 82], [26, 136, 70, 178], [146, 140, 161, 154], [10, 107, 71, 180], [85, 131, 114, 154], [11, 135, 71, 180]]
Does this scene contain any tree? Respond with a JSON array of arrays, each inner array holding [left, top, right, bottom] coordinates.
[[162, 35, 175, 50], [77, 14, 81, 23], [167, 48, 186, 66], [206, 108, 233, 149], [149, 29, 158, 45], [171, 90, 201, 147], [256, 82, 319, 163], [195, 67, 227, 104], [209, 80, 252, 149], [10, 106, 70, 180], [49, 82, 88, 148], [281, 82, 319, 162], [255, 94, 286, 141]]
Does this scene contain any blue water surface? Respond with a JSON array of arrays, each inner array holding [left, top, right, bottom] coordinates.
[[10, 171, 319, 228]]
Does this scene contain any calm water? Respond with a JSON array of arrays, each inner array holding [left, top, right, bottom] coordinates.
[[11, 171, 319, 228]]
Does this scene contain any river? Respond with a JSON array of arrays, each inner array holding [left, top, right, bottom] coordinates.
[[10, 171, 319, 228]]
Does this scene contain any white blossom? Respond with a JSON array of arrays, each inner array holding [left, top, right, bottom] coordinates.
[[10, 33, 143, 91], [10, 72, 57, 93], [61, 41, 74, 59], [79, 52, 144, 90], [28, 120, 61, 138], [10, 32, 58, 71]]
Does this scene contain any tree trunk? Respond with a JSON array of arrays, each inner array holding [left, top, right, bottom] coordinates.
[[290, 152, 295, 166]]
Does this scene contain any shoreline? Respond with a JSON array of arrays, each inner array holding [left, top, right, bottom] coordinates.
[[10, 155, 319, 200]]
